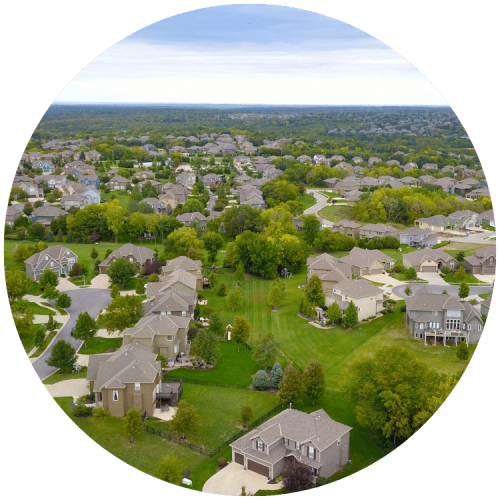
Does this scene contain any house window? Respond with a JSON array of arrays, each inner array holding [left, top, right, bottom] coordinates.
[[135, 383, 140, 391], [182, 311, 187, 317], [257, 442, 263, 451], [161, 311, 166, 316], [420, 323, 424, 330], [174, 344, 179, 354], [337, 438, 341, 446], [167, 335, 173, 341], [296, 442, 300, 450], [167, 311, 171, 316], [308, 447, 315, 459], [450, 263, 454, 269], [113, 391, 118, 401], [468, 324, 471, 331], [284, 438, 289, 446], [129, 258, 133, 262], [478, 325, 482, 331]]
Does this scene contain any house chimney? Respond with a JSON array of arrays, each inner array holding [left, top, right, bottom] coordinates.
[[289, 403, 292, 409]]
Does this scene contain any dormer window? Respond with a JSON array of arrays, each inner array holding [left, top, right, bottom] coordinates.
[[257, 441, 263, 451], [284, 438, 289, 446], [135, 383, 140, 391], [308, 446, 315, 459], [295, 442, 300, 450]]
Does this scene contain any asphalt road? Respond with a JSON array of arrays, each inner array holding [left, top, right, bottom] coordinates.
[[304, 191, 332, 226], [392, 283, 493, 299], [32, 288, 112, 381]]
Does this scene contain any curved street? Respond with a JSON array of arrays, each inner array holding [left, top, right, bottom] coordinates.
[[32, 288, 112, 381], [392, 283, 493, 299]]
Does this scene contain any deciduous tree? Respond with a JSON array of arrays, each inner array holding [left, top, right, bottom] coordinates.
[[170, 400, 201, 440], [282, 461, 314, 493], [343, 301, 358, 329], [203, 231, 224, 265], [73, 311, 98, 349], [45, 340, 77, 372], [154, 455, 184, 485], [458, 282, 470, 300], [101, 295, 144, 334], [232, 315, 250, 352], [123, 407, 143, 443], [267, 278, 285, 310], [303, 359, 326, 405], [278, 364, 304, 406], [305, 274, 324, 305], [227, 285, 244, 311], [5, 270, 32, 303], [252, 331, 279, 369], [191, 329, 218, 364], [241, 405, 253, 427], [326, 302, 342, 324], [108, 257, 137, 288]]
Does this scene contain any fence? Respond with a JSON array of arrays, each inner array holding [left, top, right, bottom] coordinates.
[[144, 403, 283, 457], [163, 376, 252, 390]]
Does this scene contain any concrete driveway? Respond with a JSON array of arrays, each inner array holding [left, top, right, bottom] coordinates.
[[56, 277, 80, 292], [90, 274, 111, 289], [417, 272, 448, 285], [203, 462, 282, 496], [448, 230, 496, 245], [44, 378, 89, 401], [392, 284, 493, 299]]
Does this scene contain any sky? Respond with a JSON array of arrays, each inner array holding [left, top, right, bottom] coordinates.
[[56, 5, 447, 105]]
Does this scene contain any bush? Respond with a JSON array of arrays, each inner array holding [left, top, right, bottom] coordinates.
[[401, 305, 406, 312], [188, 327, 199, 341], [203, 306, 215, 316], [73, 395, 93, 416], [69, 262, 83, 277], [252, 370, 270, 390], [315, 477, 328, 487], [92, 406, 110, 417], [440, 265, 451, 275], [218, 283, 227, 296], [392, 263, 405, 274], [217, 457, 227, 466]]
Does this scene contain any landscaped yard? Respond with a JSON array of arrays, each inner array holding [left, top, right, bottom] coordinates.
[[77, 336, 122, 355], [317, 205, 357, 223], [43, 367, 88, 384], [443, 273, 487, 285], [25, 301, 55, 315]]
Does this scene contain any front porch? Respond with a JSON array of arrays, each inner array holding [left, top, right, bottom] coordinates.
[[424, 329, 470, 347]]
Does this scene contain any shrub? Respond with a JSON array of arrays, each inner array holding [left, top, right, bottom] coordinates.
[[315, 477, 328, 487], [69, 262, 83, 277], [392, 263, 405, 274], [252, 370, 270, 390], [217, 457, 227, 466], [218, 283, 227, 296], [73, 395, 93, 416], [187, 327, 199, 341], [440, 265, 451, 275], [203, 306, 215, 316], [92, 406, 110, 417]]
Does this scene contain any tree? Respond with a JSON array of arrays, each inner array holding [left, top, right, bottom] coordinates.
[[45, 340, 77, 372], [404, 267, 417, 280], [73, 311, 98, 349], [345, 345, 439, 446], [208, 271, 218, 290], [190, 329, 218, 364], [147, 273, 160, 282], [23, 200, 34, 217], [241, 405, 253, 427], [39, 269, 59, 289], [300, 214, 321, 245], [252, 331, 279, 369], [326, 302, 342, 324], [235, 261, 245, 283], [56, 293, 72, 309], [278, 364, 304, 406], [154, 455, 184, 485], [267, 278, 285, 310], [253, 370, 270, 390], [203, 231, 224, 265], [456, 251, 465, 263], [455, 266, 466, 281], [110, 284, 121, 299], [108, 257, 137, 288], [456, 341, 470, 363], [101, 295, 144, 334], [271, 362, 284, 388], [135, 281, 145, 295], [217, 282, 227, 296], [5, 270, 32, 302], [282, 461, 315, 493], [34, 327, 46, 350], [343, 301, 358, 329], [232, 315, 250, 352], [208, 312, 224, 336], [165, 226, 204, 259], [69, 262, 83, 277], [305, 275, 324, 305], [123, 407, 143, 443], [404, 284, 412, 296], [28, 222, 45, 239], [90, 247, 99, 261], [303, 359, 326, 405], [46, 230, 55, 242], [41, 284, 59, 305], [105, 201, 126, 243], [227, 285, 244, 311], [170, 400, 201, 440], [11, 300, 34, 338], [46, 314, 57, 332], [458, 282, 470, 300]]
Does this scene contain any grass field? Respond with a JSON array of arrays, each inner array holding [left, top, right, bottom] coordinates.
[[77, 336, 122, 355], [443, 273, 487, 285], [317, 205, 357, 223], [41, 302, 68, 315], [298, 193, 316, 210], [25, 301, 54, 315], [43, 367, 88, 384]]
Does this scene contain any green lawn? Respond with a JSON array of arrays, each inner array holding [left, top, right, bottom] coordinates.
[[41, 302, 68, 315], [30, 329, 59, 358], [298, 193, 316, 210], [43, 367, 88, 384], [25, 301, 54, 315], [55, 396, 231, 491], [147, 384, 278, 449], [380, 247, 418, 265], [317, 205, 357, 223], [479, 293, 490, 300], [78, 336, 122, 355], [107, 190, 131, 210], [168, 341, 264, 387], [443, 273, 487, 285], [19, 324, 45, 353]]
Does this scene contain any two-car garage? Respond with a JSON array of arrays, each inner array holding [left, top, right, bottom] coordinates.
[[247, 459, 270, 478]]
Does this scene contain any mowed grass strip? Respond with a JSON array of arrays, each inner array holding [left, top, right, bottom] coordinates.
[[77, 336, 122, 355]]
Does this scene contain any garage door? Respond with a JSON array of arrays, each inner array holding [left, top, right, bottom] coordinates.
[[234, 453, 244, 465], [421, 266, 435, 272], [247, 459, 269, 477]]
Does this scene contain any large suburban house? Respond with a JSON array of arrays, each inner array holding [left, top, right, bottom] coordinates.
[[98, 243, 155, 274], [202, 173, 223, 187], [107, 175, 129, 190], [176, 172, 196, 189], [398, 227, 439, 248], [86, 342, 162, 418], [403, 248, 457, 272], [357, 223, 398, 240], [176, 211, 208, 230], [330, 220, 361, 239], [405, 286, 484, 345], [231, 408, 351, 480], [13, 181, 43, 198], [6, 203, 25, 227], [324, 279, 384, 321], [339, 247, 395, 276], [414, 215, 451, 233], [31, 206, 68, 226], [161, 256, 203, 290], [143, 285, 197, 319], [478, 209, 495, 227], [24, 245, 78, 280], [306, 254, 352, 293], [464, 246, 496, 275]]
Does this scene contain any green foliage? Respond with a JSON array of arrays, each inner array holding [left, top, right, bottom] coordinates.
[[241, 405, 253, 426], [203, 231, 224, 265], [227, 285, 244, 311], [135, 281, 146, 295], [456, 341, 470, 362], [252, 370, 270, 390], [315, 477, 328, 487], [191, 329, 219, 364], [278, 364, 304, 406], [217, 456, 228, 466], [73, 312, 98, 348], [170, 399, 201, 440], [267, 278, 285, 310], [271, 362, 284, 388], [34, 327, 46, 349], [39, 269, 59, 289], [46, 314, 57, 332], [101, 295, 144, 334], [252, 331, 279, 369], [235, 261, 245, 282], [343, 301, 358, 328], [404, 285, 412, 296], [123, 407, 143, 443], [165, 226, 204, 259], [92, 406, 110, 417], [326, 302, 342, 324], [154, 455, 184, 485], [455, 266, 466, 281], [147, 273, 160, 282], [207, 313, 225, 336], [110, 284, 121, 299], [305, 275, 324, 305], [73, 395, 93, 416], [458, 282, 470, 300], [404, 267, 417, 280], [221, 205, 263, 239], [28, 222, 45, 239], [108, 257, 137, 288], [217, 283, 227, 296], [56, 293, 72, 309], [69, 262, 83, 277], [232, 315, 251, 351], [303, 359, 326, 405], [300, 214, 321, 245], [11, 300, 35, 338], [5, 270, 32, 302], [45, 340, 77, 372], [41, 283, 59, 304]]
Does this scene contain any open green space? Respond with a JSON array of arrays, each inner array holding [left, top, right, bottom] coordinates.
[[77, 336, 122, 355], [298, 193, 316, 210], [147, 384, 278, 449], [168, 341, 263, 387], [55, 396, 231, 491], [317, 205, 357, 223], [43, 367, 88, 384], [106, 190, 131, 210]]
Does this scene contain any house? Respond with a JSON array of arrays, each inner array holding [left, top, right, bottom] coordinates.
[[233, 156, 251, 167], [324, 279, 385, 321], [448, 210, 479, 229], [107, 175, 129, 190], [60, 193, 86, 210], [138, 179, 163, 194], [418, 175, 436, 185], [466, 188, 490, 201], [306, 254, 352, 293], [78, 174, 101, 189], [464, 246, 496, 275], [478, 209, 495, 227], [41, 175, 66, 190], [414, 215, 450, 233], [161, 256, 203, 290], [176, 172, 196, 189], [84, 150, 102, 161], [176, 212, 208, 230], [344, 190, 362, 206], [5, 203, 25, 227], [238, 185, 266, 210], [330, 220, 361, 239], [357, 223, 398, 240], [398, 227, 439, 248], [480, 297, 490, 318], [231, 408, 351, 480], [13, 181, 43, 198], [24, 245, 78, 280], [147, 269, 198, 299], [132, 170, 155, 181], [202, 173, 223, 187], [31, 206, 68, 226], [143, 285, 197, 319], [86, 342, 162, 418], [141, 197, 166, 214], [339, 247, 395, 276], [333, 177, 361, 195], [33, 160, 56, 173], [160, 184, 189, 210], [402, 248, 457, 272], [235, 174, 253, 185], [434, 177, 456, 194], [98, 244, 155, 274], [121, 314, 190, 360], [405, 286, 483, 344]]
